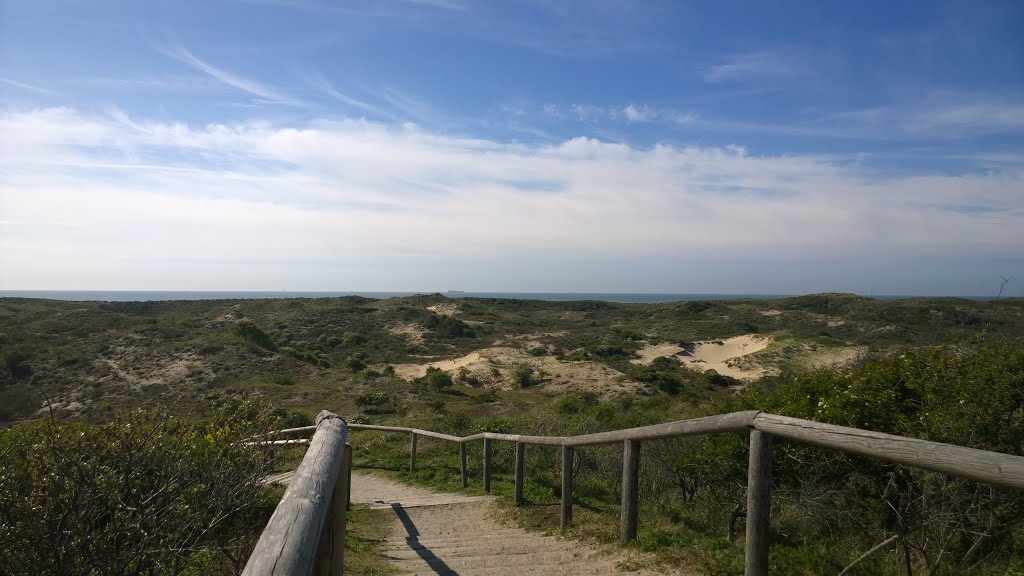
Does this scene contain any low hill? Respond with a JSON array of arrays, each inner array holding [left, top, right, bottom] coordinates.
[[2, 293, 1021, 424]]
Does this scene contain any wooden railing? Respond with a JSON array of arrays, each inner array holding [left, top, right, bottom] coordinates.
[[242, 411, 352, 576], [246, 410, 1024, 575]]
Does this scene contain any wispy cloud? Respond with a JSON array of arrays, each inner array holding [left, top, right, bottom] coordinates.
[[702, 50, 805, 83], [374, 86, 452, 127], [564, 103, 698, 127], [404, 0, 467, 11], [0, 77, 57, 95], [306, 74, 398, 120], [818, 93, 1024, 139], [162, 45, 306, 106]]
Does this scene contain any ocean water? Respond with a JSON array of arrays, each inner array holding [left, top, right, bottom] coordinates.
[[0, 290, 792, 304]]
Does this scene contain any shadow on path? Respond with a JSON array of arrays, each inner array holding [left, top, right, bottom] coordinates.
[[391, 503, 460, 575]]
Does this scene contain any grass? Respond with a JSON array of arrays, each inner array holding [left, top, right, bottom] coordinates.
[[345, 505, 399, 575]]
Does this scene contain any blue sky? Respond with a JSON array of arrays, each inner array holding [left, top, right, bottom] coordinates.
[[1, 0, 1022, 295]]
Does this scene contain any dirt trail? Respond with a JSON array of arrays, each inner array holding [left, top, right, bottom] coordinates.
[[348, 472, 683, 575]]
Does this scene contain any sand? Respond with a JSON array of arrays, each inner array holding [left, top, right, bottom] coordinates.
[[633, 335, 773, 380], [390, 346, 645, 397], [426, 303, 460, 316], [803, 346, 866, 370], [677, 334, 773, 379], [631, 342, 685, 364], [386, 322, 426, 345], [393, 351, 482, 380]]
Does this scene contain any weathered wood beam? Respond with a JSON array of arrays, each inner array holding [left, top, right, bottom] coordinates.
[[243, 411, 348, 576], [621, 439, 641, 542], [744, 430, 772, 576]]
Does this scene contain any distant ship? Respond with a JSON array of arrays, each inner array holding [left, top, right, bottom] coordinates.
[[446, 290, 466, 295]]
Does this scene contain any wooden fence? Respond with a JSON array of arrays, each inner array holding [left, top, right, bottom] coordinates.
[[244, 410, 1024, 575], [242, 411, 352, 576]]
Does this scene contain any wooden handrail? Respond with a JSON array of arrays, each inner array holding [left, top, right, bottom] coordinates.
[[345, 413, 1024, 490], [266, 411, 1024, 576], [752, 413, 1024, 489], [243, 411, 351, 576]]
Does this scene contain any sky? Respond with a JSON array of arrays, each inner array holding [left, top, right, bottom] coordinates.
[[1, 0, 1022, 296]]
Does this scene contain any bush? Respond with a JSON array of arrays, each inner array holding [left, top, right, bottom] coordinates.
[[423, 367, 454, 392], [0, 403, 280, 575], [423, 314, 475, 338], [346, 354, 368, 372], [511, 363, 543, 388], [456, 366, 482, 387], [271, 373, 294, 385], [4, 350, 32, 380], [472, 389, 500, 404], [234, 321, 277, 351], [628, 357, 684, 394], [356, 392, 396, 414]]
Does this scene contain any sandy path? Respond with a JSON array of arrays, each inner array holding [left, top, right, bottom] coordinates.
[[349, 472, 683, 575]]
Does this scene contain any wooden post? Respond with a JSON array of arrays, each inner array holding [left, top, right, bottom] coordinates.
[[483, 437, 492, 493], [560, 445, 574, 530], [514, 442, 526, 506], [621, 439, 641, 542], [246, 411, 347, 576], [745, 430, 773, 576], [335, 443, 352, 574], [409, 432, 417, 473], [343, 442, 352, 513], [460, 442, 468, 488]]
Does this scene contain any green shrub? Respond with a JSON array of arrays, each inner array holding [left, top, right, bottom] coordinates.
[[422, 367, 454, 392], [456, 366, 482, 387], [271, 373, 294, 385], [423, 314, 475, 338], [346, 354, 368, 372], [3, 350, 32, 380], [356, 392, 396, 414], [0, 403, 280, 575], [234, 321, 277, 351], [472, 389, 500, 404], [511, 363, 543, 388]]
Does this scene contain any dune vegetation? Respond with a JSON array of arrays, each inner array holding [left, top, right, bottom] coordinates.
[[1, 293, 1023, 574]]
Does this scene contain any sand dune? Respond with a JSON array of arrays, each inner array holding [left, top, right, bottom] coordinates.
[[635, 335, 773, 380], [426, 303, 460, 316], [679, 334, 772, 379], [632, 342, 685, 364], [393, 351, 482, 379], [390, 346, 644, 397]]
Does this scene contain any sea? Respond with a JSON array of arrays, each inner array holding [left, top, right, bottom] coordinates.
[[0, 290, 974, 303]]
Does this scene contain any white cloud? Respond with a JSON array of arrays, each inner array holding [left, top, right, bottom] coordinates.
[[568, 103, 697, 126], [623, 104, 651, 122], [0, 107, 1021, 290], [702, 50, 804, 83]]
